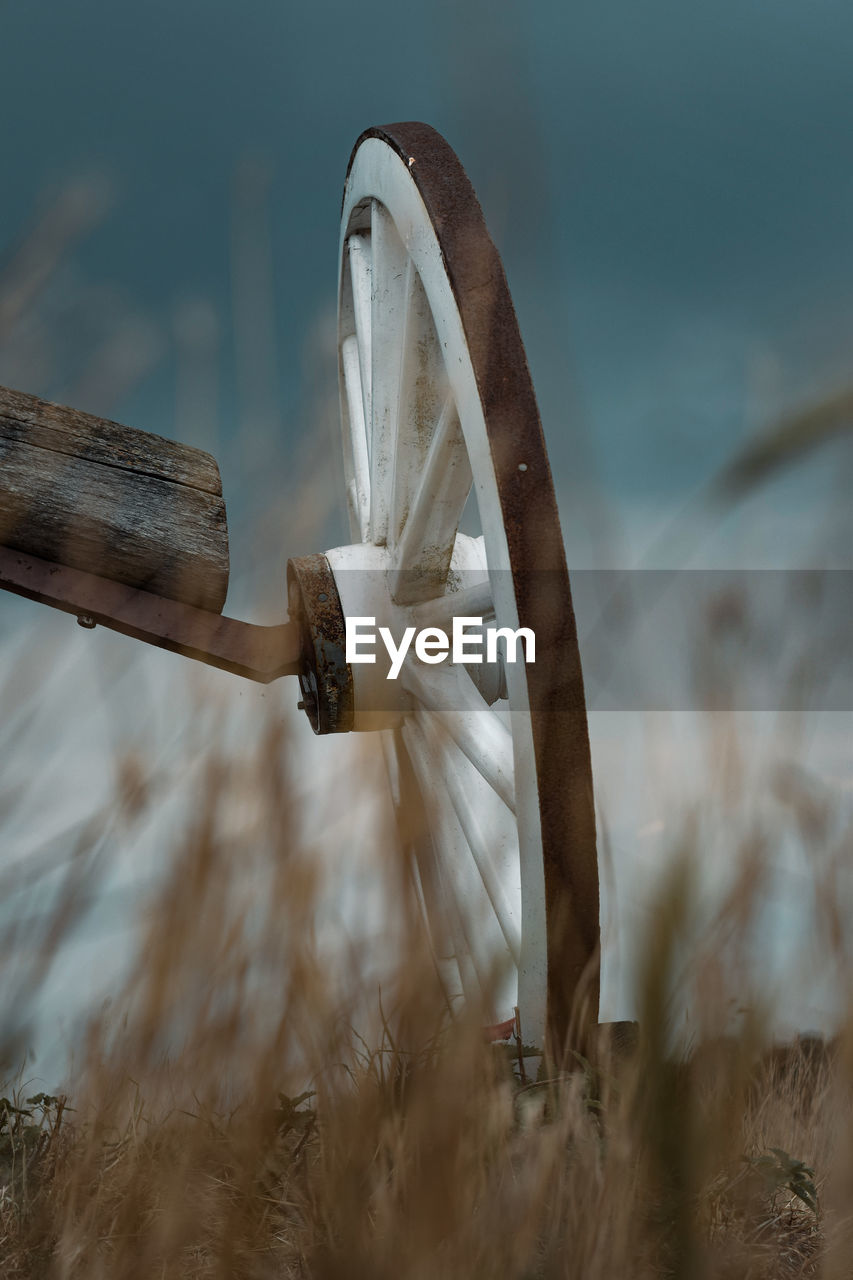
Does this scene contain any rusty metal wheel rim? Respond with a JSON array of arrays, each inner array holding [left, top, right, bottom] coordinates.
[[333, 123, 599, 1054]]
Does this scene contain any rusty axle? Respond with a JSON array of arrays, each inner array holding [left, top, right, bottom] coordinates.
[[0, 543, 302, 684]]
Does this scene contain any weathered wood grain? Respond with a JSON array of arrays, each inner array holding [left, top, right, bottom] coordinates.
[[0, 384, 222, 495], [0, 386, 229, 613]]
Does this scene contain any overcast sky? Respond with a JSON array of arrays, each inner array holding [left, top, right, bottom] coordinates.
[[4, 0, 853, 523]]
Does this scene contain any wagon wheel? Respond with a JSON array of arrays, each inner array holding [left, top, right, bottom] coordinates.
[[0, 121, 600, 1060], [329, 123, 599, 1056]]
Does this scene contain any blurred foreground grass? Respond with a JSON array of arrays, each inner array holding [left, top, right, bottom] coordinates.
[[0, 703, 849, 1279]]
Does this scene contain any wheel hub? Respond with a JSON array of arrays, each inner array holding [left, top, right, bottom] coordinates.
[[286, 553, 354, 735], [288, 536, 505, 735]]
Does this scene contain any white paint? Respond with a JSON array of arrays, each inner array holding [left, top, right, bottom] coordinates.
[[335, 136, 548, 1046]]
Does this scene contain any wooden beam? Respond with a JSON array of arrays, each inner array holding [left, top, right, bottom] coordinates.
[[0, 384, 229, 612]]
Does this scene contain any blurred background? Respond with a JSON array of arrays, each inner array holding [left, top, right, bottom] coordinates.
[[0, 0, 851, 1079]]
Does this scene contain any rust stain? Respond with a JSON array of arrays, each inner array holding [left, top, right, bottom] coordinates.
[[287, 553, 354, 735]]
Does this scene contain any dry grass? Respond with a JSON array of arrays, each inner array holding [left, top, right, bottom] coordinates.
[[0, 705, 848, 1279]]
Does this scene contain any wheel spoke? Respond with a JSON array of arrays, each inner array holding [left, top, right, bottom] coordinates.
[[383, 729, 463, 1004], [389, 392, 473, 603], [402, 718, 514, 1011], [401, 721, 483, 1005], [368, 203, 410, 546], [416, 712, 521, 964], [348, 233, 372, 447], [411, 578, 495, 631], [385, 270, 472, 595], [341, 333, 370, 539], [403, 661, 516, 813]]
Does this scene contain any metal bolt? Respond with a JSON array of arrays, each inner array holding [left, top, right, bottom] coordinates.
[[518, 462, 528, 472], [77, 615, 96, 629]]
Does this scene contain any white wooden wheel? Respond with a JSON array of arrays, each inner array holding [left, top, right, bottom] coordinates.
[[327, 124, 599, 1055]]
